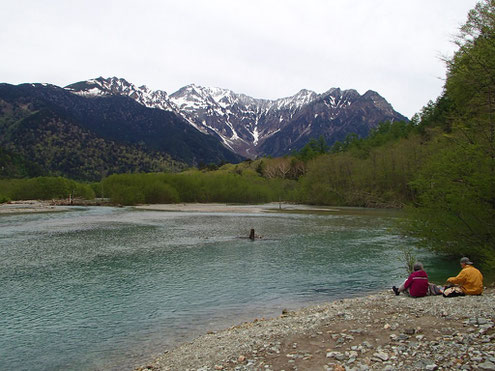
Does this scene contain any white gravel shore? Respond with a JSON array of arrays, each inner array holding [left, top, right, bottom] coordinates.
[[0, 200, 69, 214], [137, 288, 495, 371], [134, 203, 340, 214]]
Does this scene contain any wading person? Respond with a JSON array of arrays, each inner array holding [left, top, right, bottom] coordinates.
[[446, 257, 483, 295], [392, 262, 429, 297]]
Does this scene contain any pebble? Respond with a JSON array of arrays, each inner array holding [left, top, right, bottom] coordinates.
[[404, 328, 416, 335], [479, 361, 495, 370], [326, 351, 345, 361], [139, 289, 495, 370], [362, 341, 373, 349], [373, 351, 389, 361], [425, 364, 438, 370]]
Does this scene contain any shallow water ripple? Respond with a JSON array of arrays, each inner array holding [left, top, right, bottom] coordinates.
[[0, 206, 457, 371]]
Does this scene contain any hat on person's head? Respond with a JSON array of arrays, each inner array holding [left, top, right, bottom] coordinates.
[[460, 257, 473, 265]]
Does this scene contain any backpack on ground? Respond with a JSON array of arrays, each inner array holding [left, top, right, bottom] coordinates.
[[443, 286, 465, 297]]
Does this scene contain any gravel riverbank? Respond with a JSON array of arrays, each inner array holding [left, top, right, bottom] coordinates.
[[138, 288, 495, 371], [0, 200, 67, 214]]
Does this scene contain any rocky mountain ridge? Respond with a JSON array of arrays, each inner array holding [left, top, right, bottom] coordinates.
[[66, 77, 408, 157]]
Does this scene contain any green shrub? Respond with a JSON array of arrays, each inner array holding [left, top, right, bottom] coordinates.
[[144, 182, 180, 204], [109, 185, 145, 205]]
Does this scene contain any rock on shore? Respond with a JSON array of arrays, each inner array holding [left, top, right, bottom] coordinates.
[[138, 289, 495, 371]]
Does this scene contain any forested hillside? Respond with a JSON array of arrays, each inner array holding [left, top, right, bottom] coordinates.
[[0, 83, 243, 180], [0, 146, 43, 178], [0, 107, 185, 180]]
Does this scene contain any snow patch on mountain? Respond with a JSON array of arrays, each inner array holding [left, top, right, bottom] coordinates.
[[65, 77, 407, 158], [66, 77, 178, 112]]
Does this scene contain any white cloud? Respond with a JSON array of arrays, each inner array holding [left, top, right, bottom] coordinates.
[[0, 0, 479, 117]]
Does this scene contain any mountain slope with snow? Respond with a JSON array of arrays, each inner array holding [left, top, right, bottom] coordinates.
[[66, 77, 408, 158]]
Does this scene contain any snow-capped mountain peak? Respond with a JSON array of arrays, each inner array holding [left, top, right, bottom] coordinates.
[[65, 77, 177, 112], [64, 77, 407, 158], [272, 89, 318, 111], [290, 89, 318, 103]]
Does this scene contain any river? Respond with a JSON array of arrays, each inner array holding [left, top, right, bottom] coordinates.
[[0, 205, 458, 370]]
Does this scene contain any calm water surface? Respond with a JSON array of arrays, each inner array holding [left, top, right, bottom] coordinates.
[[0, 206, 458, 370]]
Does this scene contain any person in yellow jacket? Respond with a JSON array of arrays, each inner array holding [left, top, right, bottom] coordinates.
[[447, 257, 483, 295]]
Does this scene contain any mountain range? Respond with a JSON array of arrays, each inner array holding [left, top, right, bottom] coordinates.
[[66, 77, 408, 158], [0, 77, 407, 180]]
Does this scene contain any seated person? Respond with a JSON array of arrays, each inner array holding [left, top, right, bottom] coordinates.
[[446, 257, 483, 295], [393, 262, 429, 297]]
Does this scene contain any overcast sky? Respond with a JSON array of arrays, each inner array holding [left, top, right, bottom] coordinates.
[[1, 0, 479, 118]]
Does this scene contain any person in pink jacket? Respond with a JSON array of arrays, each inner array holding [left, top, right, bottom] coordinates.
[[393, 262, 429, 297]]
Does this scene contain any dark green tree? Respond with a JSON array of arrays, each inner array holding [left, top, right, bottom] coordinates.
[[295, 135, 329, 161], [404, 0, 495, 269]]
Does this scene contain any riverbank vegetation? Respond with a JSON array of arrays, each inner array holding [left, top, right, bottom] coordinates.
[[402, 0, 495, 270], [0, 177, 94, 202], [0, 120, 436, 207], [0, 1, 493, 270], [99, 170, 295, 205]]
